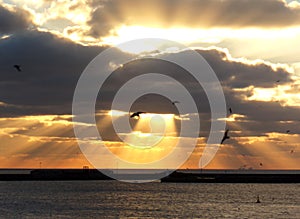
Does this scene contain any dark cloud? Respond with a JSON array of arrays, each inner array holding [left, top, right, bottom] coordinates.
[[0, 4, 33, 35], [0, 30, 103, 116], [198, 48, 293, 88], [1, 2, 299, 169], [0, 29, 298, 139], [88, 0, 300, 37], [94, 48, 297, 140]]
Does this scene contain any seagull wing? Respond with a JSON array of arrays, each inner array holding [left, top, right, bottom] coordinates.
[[130, 112, 146, 118], [221, 136, 226, 144], [130, 112, 137, 118], [221, 129, 229, 144], [14, 65, 21, 72]]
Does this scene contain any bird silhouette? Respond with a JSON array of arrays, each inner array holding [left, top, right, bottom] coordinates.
[[171, 101, 180, 105], [229, 107, 232, 114], [221, 129, 230, 144], [13, 65, 22, 72], [130, 111, 146, 118]]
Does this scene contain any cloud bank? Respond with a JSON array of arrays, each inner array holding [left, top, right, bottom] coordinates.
[[0, 4, 33, 35], [0, 0, 299, 168], [88, 0, 300, 37]]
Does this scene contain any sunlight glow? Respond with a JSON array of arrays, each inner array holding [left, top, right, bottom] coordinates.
[[249, 88, 277, 102], [0, 115, 73, 126], [105, 113, 178, 164], [139, 113, 175, 120], [0, 35, 11, 40], [102, 25, 300, 54], [108, 110, 129, 117], [1, 0, 300, 170], [248, 84, 300, 106], [125, 113, 176, 149], [218, 114, 246, 122]]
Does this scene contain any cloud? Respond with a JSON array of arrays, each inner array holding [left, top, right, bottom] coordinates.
[[0, 4, 33, 35], [207, 31, 300, 65], [88, 0, 300, 37], [0, 29, 299, 140], [0, 30, 104, 116], [1, 1, 299, 169], [196, 47, 293, 88], [0, 114, 88, 168]]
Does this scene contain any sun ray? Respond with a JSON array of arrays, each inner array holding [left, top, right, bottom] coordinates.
[[105, 113, 178, 166]]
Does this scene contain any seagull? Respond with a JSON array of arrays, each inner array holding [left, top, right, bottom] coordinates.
[[171, 101, 180, 105], [130, 111, 146, 118], [13, 65, 22, 72], [229, 107, 232, 114], [221, 129, 230, 144]]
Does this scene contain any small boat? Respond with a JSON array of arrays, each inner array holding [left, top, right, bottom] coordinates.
[[256, 195, 261, 203]]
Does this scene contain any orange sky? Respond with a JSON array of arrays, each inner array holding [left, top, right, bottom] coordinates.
[[0, 0, 300, 169]]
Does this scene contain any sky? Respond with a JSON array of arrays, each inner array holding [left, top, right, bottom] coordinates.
[[0, 0, 300, 169]]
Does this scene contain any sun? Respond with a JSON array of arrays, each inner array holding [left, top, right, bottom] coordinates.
[[105, 113, 178, 164], [125, 113, 176, 150]]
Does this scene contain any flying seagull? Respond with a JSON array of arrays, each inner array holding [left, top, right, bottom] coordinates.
[[130, 111, 146, 118], [13, 65, 22, 72], [171, 101, 180, 105], [221, 129, 230, 144]]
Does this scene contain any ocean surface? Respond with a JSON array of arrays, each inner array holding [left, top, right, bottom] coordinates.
[[0, 181, 299, 218]]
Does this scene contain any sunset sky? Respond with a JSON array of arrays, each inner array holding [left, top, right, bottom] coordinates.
[[0, 0, 300, 169]]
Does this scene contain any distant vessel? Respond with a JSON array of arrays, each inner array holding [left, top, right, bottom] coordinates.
[[256, 195, 261, 203]]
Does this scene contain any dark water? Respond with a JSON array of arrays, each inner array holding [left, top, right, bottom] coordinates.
[[0, 181, 299, 218]]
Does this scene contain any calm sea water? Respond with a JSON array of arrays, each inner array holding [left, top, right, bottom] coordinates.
[[0, 181, 299, 218]]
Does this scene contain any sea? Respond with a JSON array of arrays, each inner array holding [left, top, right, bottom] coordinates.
[[0, 181, 299, 218]]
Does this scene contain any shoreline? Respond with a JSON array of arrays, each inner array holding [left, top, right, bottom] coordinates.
[[0, 169, 300, 183]]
